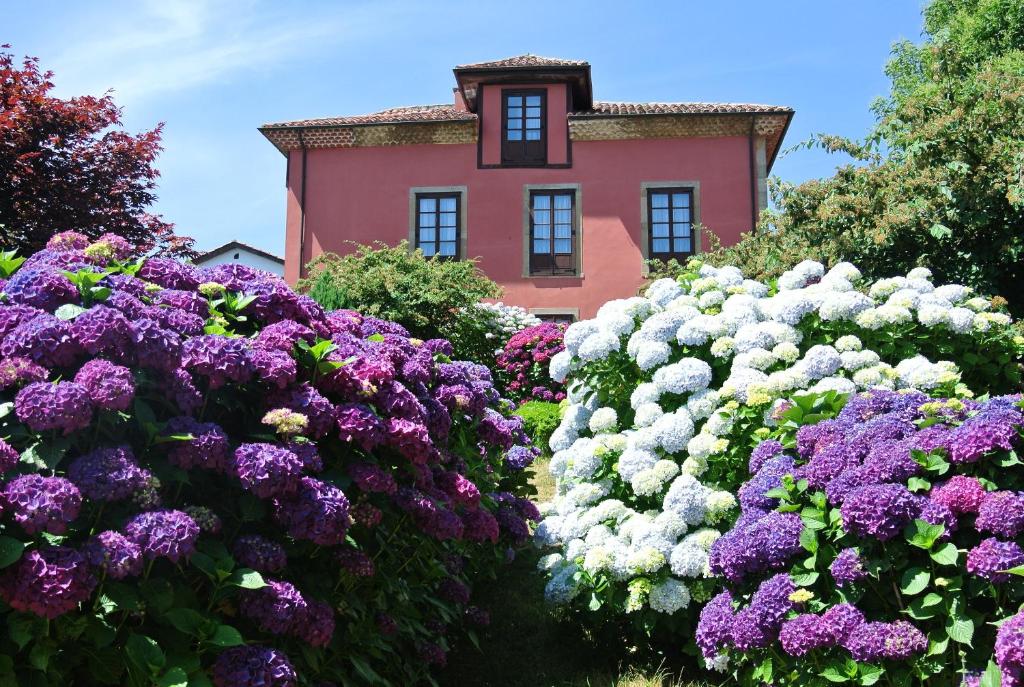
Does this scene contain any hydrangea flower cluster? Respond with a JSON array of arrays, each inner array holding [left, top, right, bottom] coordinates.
[[697, 390, 1024, 686], [0, 235, 538, 687], [496, 321, 567, 404], [537, 257, 1020, 642], [471, 301, 541, 344]]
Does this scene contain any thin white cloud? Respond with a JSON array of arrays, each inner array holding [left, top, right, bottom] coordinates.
[[47, 0, 362, 105]]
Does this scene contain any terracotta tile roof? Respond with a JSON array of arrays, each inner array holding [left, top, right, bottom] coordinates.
[[455, 54, 589, 69], [574, 101, 794, 117], [262, 104, 476, 129]]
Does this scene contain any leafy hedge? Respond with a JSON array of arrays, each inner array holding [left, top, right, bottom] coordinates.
[[0, 233, 538, 686]]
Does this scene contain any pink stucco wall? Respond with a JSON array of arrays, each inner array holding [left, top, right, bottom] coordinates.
[[285, 135, 755, 320]]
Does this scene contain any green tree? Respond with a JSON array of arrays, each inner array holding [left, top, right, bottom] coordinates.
[[299, 241, 502, 344], [699, 0, 1024, 313]]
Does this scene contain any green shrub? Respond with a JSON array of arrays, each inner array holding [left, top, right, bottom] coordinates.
[[299, 241, 501, 342], [514, 401, 563, 454]]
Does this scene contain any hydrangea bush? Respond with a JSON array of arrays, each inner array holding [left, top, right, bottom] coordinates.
[[450, 301, 541, 371], [496, 321, 567, 404], [0, 233, 539, 686], [698, 390, 1024, 686], [535, 258, 1022, 643]]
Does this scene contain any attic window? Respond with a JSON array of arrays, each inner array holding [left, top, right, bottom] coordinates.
[[233, 253, 240, 260], [502, 89, 546, 165]]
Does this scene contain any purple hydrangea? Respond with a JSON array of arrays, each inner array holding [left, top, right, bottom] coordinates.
[[438, 577, 471, 605], [232, 535, 288, 574], [730, 573, 796, 650], [82, 530, 144, 579], [0, 546, 96, 618], [270, 384, 335, 438], [242, 280, 306, 325], [47, 231, 90, 251], [966, 538, 1024, 583], [142, 305, 205, 336], [68, 446, 148, 501], [211, 646, 297, 687], [505, 445, 538, 470], [247, 348, 297, 389], [947, 406, 1024, 463], [253, 319, 316, 353], [2, 474, 81, 534], [385, 418, 437, 465], [462, 508, 500, 543], [73, 359, 135, 411], [238, 578, 307, 635], [337, 547, 376, 577], [0, 439, 18, 473], [123, 510, 200, 563], [3, 267, 78, 311], [335, 403, 385, 450], [840, 483, 919, 541], [436, 471, 480, 507], [348, 462, 397, 494], [15, 381, 93, 434], [830, 548, 868, 586], [930, 475, 987, 514], [749, 439, 785, 474], [296, 598, 335, 648], [821, 603, 865, 644], [163, 417, 231, 472], [153, 289, 208, 317], [138, 257, 200, 290], [160, 369, 203, 414], [181, 335, 252, 388], [232, 443, 304, 498], [1, 313, 81, 368], [709, 511, 804, 584], [129, 317, 182, 372], [69, 305, 133, 355], [696, 591, 736, 659], [738, 454, 796, 512], [843, 620, 927, 661], [996, 610, 1024, 686], [273, 477, 350, 546], [779, 613, 833, 656], [0, 356, 48, 389], [976, 491, 1024, 538]]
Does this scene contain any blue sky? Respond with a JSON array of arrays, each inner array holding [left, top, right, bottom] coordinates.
[[6, 0, 925, 257]]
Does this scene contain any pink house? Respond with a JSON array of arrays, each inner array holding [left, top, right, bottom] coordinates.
[[260, 55, 793, 321]]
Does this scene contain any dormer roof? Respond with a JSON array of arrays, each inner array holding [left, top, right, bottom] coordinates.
[[453, 54, 592, 112]]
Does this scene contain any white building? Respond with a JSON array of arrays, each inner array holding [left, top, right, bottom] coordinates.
[[194, 241, 285, 276]]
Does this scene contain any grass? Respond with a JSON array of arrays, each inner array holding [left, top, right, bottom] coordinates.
[[438, 457, 710, 687]]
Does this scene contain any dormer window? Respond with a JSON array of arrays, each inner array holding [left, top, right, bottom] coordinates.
[[502, 89, 546, 165]]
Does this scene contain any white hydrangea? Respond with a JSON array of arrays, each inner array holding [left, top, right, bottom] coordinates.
[[588, 407, 618, 434], [646, 279, 683, 307], [894, 355, 960, 389], [549, 350, 572, 383], [633, 402, 664, 428], [578, 331, 621, 362], [635, 341, 671, 370], [771, 341, 801, 363], [705, 491, 738, 523], [709, 336, 735, 358], [649, 578, 691, 614], [652, 410, 695, 453], [840, 350, 880, 371], [616, 449, 658, 482], [669, 543, 707, 578], [685, 388, 720, 420], [835, 335, 863, 352], [630, 382, 661, 408], [799, 345, 842, 379], [630, 469, 666, 497], [653, 359, 713, 395]]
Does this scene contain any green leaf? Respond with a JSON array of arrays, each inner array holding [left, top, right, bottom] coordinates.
[[930, 542, 959, 566], [141, 578, 174, 613], [907, 476, 931, 493], [799, 527, 819, 553], [209, 625, 244, 647], [164, 609, 206, 637], [102, 581, 141, 612], [980, 660, 1002, 687], [821, 666, 851, 683], [900, 568, 930, 595], [0, 537, 25, 569], [588, 593, 602, 611], [7, 613, 45, 650], [858, 663, 884, 685], [929, 223, 952, 239], [906, 519, 945, 550], [54, 304, 87, 320], [1000, 564, 1024, 577], [0, 401, 12, 420], [157, 667, 189, 687], [125, 633, 166, 675], [350, 656, 384, 684], [29, 639, 55, 672], [946, 615, 974, 645], [226, 568, 266, 589]]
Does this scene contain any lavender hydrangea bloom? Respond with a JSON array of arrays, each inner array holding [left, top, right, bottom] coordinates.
[[211, 646, 298, 687], [69, 305, 133, 355], [505, 445, 538, 470], [3, 267, 78, 311], [0, 356, 48, 389], [844, 620, 927, 661], [68, 446, 148, 501], [163, 417, 230, 472], [830, 548, 868, 586], [996, 610, 1024, 686], [83, 530, 144, 579], [840, 483, 919, 541], [123, 510, 200, 563], [233, 535, 288, 574], [238, 578, 307, 635], [15, 381, 93, 434], [748, 439, 785, 474], [821, 603, 865, 644], [74, 359, 135, 411], [1, 313, 81, 368], [232, 443, 304, 498], [779, 613, 832, 656], [976, 491, 1024, 538], [967, 538, 1024, 583], [274, 477, 350, 546], [2, 474, 82, 534], [0, 546, 96, 618], [247, 348, 298, 389], [738, 455, 795, 512], [181, 335, 252, 388]]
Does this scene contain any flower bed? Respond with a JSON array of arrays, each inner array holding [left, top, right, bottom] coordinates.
[[698, 390, 1024, 686], [496, 322, 567, 404], [535, 258, 1021, 645], [0, 232, 538, 686]]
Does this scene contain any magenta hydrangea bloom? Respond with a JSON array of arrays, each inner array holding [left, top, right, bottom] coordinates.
[[68, 446, 148, 501], [0, 439, 18, 473], [83, 530, 144, 579], [976, 491, 1024, 538], [843, 620, 927, 661], [348, 462, 397, 494], [273, 477, 350, 546], [967, 538, 1024, 583], [336, 547, 375, 577], [15, 380, 93, 434], [996, 610, 1024, 686], [162, 417, 230, 472], [930, 475, 987, 514], [123, 510, 200, 563], [138, 257, 200, 290], [232, 443, 304, 498], [211, 646, 298, 687], [417, 641, 447, 667], [0, 356, 48, 389], [385, 418, 437, 464], [335, 403, 385, 450], [239, 578, 308, 636], [247, 348, 297, 389], [437, 471, 481, 507], [74, 359, 135, 411], [232, 535, 288, 574], [0, 546, 96, 618], [438, 577, 471, 605], [296, 598, 335, 648], [2, 474, 82, 534], [47, 231, 90, 251]]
